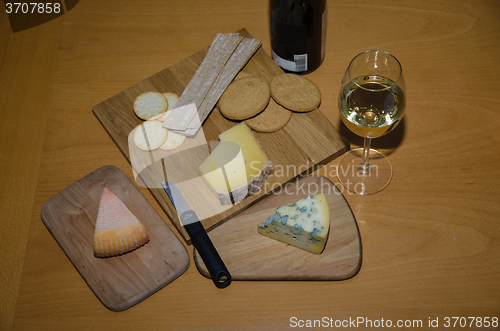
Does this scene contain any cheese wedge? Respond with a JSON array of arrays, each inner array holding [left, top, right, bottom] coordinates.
[[93, 185, 149, 258], [199, 141, 248, 203], [258, 194, 330, 254], [199, 122, 274, 205]]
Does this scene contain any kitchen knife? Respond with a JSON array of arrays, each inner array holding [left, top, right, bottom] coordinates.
[[130, 123, 241, 288], [162, 181, 231, 288]]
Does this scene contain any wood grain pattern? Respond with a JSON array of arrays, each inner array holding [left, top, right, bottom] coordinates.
[[4, 0, 500, 330], [0, 13, 63, 331], [194, 175, 362, 280], [92, 28, 349, 243], [41, 165, 189, 311]]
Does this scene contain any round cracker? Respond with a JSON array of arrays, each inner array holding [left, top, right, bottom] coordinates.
[[133, 92, 168, 120], [149, 112, 166, 121], [245, 97, 292, 133], [150, 108, 185, 150], [148, 92, 179, 121], [159, 131, 186, 150], [269, 74, 321, 112], [218, 76, 271, 120], [162, 92, 180, 111], [234, 71, 254, 81], [133, 120, 168, 151]]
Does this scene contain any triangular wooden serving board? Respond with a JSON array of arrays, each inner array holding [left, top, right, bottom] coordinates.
[[194, 175, 362, 281], [92, 29, 349, 243]]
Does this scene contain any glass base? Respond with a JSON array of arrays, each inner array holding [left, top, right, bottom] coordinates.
[[337, 148, 393, 195]]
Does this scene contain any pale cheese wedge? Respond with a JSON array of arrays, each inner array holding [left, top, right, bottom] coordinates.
[[199, 141, 247, 204], [199, 122, 274, 205], [93, 185, 149, 258]]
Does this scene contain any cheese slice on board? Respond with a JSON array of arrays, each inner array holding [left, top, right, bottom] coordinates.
[[199, 141, 248, 203], [199, 122, 274, 205], [93, 185, 149, 258], [258, 193, 330, 254]]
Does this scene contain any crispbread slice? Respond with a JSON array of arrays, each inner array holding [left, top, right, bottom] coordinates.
[[133, 92, 168, 120], [163, 103, 198, 131], [155, 110, 186, 150], [181, 37, 262, 135], [162, 34, 262, 136], [165, 34, 243, 115], [133, 120, 168, 151]]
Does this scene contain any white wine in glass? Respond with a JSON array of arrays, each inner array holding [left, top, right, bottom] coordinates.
[[337, 50, 406, 195]]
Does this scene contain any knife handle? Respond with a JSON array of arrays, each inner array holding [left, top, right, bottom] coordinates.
[[181, 211, 231, 289]]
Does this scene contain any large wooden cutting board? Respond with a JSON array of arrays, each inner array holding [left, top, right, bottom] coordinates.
[[92, 29, 349, 243], [194, 175, 362, 280], [41, 165, 190, 311]]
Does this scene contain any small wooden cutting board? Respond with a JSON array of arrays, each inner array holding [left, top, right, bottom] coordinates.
[[41, 165, 190, 311], [194, 175, 362, 280]]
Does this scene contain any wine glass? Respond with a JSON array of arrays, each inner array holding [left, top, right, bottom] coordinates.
[[337, 50, 406, 195]]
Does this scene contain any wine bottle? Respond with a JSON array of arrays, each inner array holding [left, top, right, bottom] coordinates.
[[270, 0, 326, 75]]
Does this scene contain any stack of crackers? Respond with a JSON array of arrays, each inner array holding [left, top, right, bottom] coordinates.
[[218, 73, 322, 133], [130, 32, 323, 152], [131, 32, 263, 152], [132, 91, 187, 151]]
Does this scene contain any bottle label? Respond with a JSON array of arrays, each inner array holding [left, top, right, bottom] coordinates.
[[270, 13, 309, 73], [272, 50, 308, 72]]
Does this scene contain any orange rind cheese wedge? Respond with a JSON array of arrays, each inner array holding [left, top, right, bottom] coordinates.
[[93, 185, 149, 258]]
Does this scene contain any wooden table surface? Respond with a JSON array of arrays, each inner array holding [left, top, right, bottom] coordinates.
[[1, 0, 499, 330]]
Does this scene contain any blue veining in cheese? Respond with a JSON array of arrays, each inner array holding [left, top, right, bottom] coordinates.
[[257, 193, 330, 254]]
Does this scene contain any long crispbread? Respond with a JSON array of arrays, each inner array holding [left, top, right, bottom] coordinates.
[[165, 34, 262, 136], [163, 103, 197, 131], [162, 33, 243, 132], [187, 37, 262, 130]]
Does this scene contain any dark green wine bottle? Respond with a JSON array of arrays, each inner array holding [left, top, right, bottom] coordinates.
[[270, 0, 327, 74]]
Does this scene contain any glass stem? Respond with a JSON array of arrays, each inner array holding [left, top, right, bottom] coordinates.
[[359, 137, 371, 174]]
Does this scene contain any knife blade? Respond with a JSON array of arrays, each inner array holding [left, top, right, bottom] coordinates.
[[162, 181, 231, 288]]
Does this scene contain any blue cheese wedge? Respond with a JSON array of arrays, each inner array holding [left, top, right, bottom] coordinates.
[[258, 194, 330, 254]]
